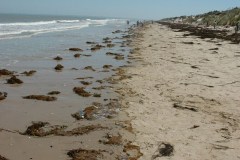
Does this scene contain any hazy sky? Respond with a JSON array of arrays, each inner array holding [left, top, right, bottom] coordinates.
[[0, 0, 240, 19]]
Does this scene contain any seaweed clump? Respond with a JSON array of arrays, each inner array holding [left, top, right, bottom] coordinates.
[[73, 87, 91, 97], [67, 148, 103, 160]]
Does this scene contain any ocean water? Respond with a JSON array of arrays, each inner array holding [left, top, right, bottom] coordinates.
[[0, 14, 129, 70]]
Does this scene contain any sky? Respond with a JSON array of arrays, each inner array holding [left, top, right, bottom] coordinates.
[[0, 0, 240, 19]]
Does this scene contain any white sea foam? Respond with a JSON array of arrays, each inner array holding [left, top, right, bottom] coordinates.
[[0, 19, 125, 40]]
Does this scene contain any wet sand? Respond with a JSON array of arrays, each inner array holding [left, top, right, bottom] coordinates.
[[0, 28, 140, 160], [122, 23, 240, 159]]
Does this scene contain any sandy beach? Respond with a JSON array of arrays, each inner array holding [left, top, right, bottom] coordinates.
[[122, 23, 240, 160]]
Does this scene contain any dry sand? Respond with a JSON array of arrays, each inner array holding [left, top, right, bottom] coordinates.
[[122, 23, 240, 160]]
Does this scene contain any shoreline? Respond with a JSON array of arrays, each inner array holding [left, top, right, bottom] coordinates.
[[122, 23, 240, 159]]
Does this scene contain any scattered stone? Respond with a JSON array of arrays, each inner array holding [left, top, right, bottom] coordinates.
[[0, 92, 7, 101], [74, 54, 81, 58], [103, 65, 113, 69], [69, 48, 83, 51], [84, 66, 95, 71], [55, 64, 64, 71], [6, 76, 23, 84], [21, 70, 36, 76], [23, 95, 57, 101], [152, 142, 174, 159], [67, 148, 103, 160], [0, 69, 14, 76], [48, 91, 61, 95], [80, 81, 92, 85], [73, 87, 91, 97], [53, 56, 63, 61]]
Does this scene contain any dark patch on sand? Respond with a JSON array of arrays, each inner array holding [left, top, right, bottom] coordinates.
[[23, 95, 57, 101]]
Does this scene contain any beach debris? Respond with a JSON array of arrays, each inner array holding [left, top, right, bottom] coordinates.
[[80, 81, 92, 86], [0, 69, 14, 76], [191, 65, 199, 69], [92, 86, 106, 90], [86, 41, 97, 44], [54, 64, 64, 71], [72, 105, 98, 120], [152, 142, 174, 159], [123, 142, 143, 160], [61, 125, 107, 136], [84, 66, 96, 71], [75, 77, 93, 80], [96, 80, 103, 84], [22, 122, 106, 137], [114, 55, 124, 60], [47, 91, 61, 95], [93, 93, 101, 98], [69, 48, 83, 51], [106, 44, 115, 48], [71, 68, 78, 70], [182, 41, 194, 44], [6, 76, 23, 84], [100, 133, 122, 145], [103, 65, 113, 69], [103, 37, 111, 41], [21, 70, 36, 76], [91, 44, 105, 51], [0, 92, 7, 101], [106, 52, 121, 56], [82, 54, 92, 57], [67, 148, 103, 160], [0, 155, 8, 160], [209, 48, 219, 50], [112, 30, 122, 34], [74, 53, 81, 58], [53, 56, 63, 61], [23, 95, 57, 101], [173, 103, 198, 112], [73, 87, 91, 97], [22, 122, 50, 136], [190, 125, 200, 129]]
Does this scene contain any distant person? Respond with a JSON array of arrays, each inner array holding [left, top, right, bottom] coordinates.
[[213, 20, 217, 29], [137, 21, 139, 27], [235, 22, 239, 33], [127, 20, 130, 25]]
